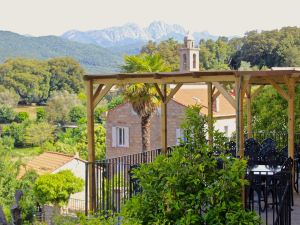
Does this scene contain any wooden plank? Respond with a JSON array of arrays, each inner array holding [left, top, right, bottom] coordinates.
[[161, 84, 167, 154], [92, 84, 103, 102], [154, 83, 165, 102], [265, 77, 289, 101], [93, 84, 113, 108], [86, 80, 96, 212], [207, 82, 213, 146], [166, 83, 182, 103], [212, 90, 221, 101], [212, 82, 236, 109]]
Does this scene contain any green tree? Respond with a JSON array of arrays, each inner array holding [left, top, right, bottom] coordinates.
[[36, 107, 46, 122], [121, 54, 171, 152], [47, 57, 84, 94], [46, 91, 80, 124], [141, 39, 181, 71], [0, 58, 51, 104], [0, 86, 19, 107], [69, 105, 86, 123], [34, 170, 84, 207], [24, 122, 55, 146], [2, 121, 31, 147]]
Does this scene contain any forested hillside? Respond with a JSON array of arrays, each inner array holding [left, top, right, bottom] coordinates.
[[0, 31, 122, 73]]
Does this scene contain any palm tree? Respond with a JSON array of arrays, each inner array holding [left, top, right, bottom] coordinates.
[[121, 54, 171, 153]]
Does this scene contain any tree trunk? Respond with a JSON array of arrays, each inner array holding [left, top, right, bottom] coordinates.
[[141, 114, 151, 154]]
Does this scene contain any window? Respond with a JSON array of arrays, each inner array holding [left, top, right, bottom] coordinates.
[[193, 53, 197, 69], [176, 128, 186, 145], [183, 53, 187, 70], [224, 126, 229, 137], [112, 126, 129, 147], [118, 127, 125, 146]]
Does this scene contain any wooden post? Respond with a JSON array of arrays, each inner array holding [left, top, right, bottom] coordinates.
[[161, 84, 167, 154], [207, 82, 213, 146], [246, 85, 252, 138], [86, 80, 96, 212], [287, 78, 295, 159], [235, 76, 246, 158]]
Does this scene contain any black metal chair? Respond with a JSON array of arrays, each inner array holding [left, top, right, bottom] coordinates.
[[245, 138, 262, 164], [260, 138, 277, 163], [225, 141, 237, 157]]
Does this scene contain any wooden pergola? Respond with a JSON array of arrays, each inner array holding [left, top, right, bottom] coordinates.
[[84, 69, 300, 211]]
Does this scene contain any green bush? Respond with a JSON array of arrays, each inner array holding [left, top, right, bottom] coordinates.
[[36, 107, 46, 122], [121, 146, 260, 224], [34, 170, 84, 207], [94, 106, 106, 123], [15, 112, 29, 123], [0, 105, 15, 123], [69, 105, 86, 123], [2, 121, 31, 147], [0, 136, 15, 150]]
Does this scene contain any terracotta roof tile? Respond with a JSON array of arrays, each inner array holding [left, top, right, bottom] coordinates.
[[18, 152, 82, 178]]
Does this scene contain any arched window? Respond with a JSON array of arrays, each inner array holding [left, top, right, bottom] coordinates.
[[193, 53, 197, 68], [183, 54, 187, 69]]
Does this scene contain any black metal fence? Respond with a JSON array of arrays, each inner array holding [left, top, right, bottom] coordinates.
[[86, 147, 173, 214]]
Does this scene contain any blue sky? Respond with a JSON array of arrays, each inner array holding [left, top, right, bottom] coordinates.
[[1, 0, 300, 36]]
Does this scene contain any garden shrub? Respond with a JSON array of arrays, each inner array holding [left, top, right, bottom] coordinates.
[[121, 146, 260, 225], [15, 112, 29, 123], [36, 107, 46, 122], [69, 105, 86, 123], [0, 105, 15, 123]]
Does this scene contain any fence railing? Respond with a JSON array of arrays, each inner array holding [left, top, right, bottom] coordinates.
[[86, 147, 173, 214]]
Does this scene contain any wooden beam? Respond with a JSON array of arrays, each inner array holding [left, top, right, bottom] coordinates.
[[212, 90, 221, 101], [86, 80, 96, 212], [207, 82, 213, 146], [251, 85, 264, 99], [154, 83, 165, 102], [92, 84, 103, 102], [235, 76, 245, 158], [161, 84, 168, 154], [212, 82, 236, 109], [265, 77, 289, 101], [166, 83, 182, 103], [93, 84, 114, 108], [246, 85, 252, 138]]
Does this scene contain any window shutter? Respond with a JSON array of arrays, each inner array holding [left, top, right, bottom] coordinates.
[[124, 127, 129, 147], [112, 127, 116, 147], [176, 128, 181, 145]]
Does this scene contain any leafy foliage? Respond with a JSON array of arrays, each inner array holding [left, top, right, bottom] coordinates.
[[69, 105, 86, 123], [141, 39, 181, 71], [46, 91, 80, 124], [0, 86, 19, 106], [24, 122, 56, 146], [15, 112, 29, 123], [36, 107, 46, 122], [34, 170, 84, 207], [0, 105, 15, 123]]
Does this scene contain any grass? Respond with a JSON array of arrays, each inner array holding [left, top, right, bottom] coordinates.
[[14, 105, 43, 120]]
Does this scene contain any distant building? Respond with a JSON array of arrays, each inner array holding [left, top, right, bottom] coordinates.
[[19, 152, 86, 212]]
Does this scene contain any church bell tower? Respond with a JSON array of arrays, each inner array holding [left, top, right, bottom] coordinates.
[[179, 33, 199, 72]]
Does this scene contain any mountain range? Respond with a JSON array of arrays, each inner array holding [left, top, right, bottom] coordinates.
[[0, 21, 221, 73], [62, 21, 219, 54]]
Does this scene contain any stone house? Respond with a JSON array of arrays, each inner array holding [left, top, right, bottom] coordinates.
[[106, 85, 236, 159]]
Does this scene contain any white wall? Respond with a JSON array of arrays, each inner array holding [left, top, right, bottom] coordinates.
[[214, 117, 236, 138], [53, 159, 86, 201]]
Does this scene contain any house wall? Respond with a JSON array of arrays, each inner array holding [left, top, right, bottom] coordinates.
[[214, 117, 236, 138], [106, 100, 186, 159]]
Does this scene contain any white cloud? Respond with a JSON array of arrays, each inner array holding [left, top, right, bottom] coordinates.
[[0, 0, 299, 36]]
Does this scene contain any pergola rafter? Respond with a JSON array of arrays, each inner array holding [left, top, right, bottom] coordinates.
[[84, 69, 300, 212]]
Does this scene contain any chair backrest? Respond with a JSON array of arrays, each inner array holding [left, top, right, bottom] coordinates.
[[281, 157, 293, 172], [225, 141, 236, 157], [260, 138, 277, 158], [245, 138, 261, 160]]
